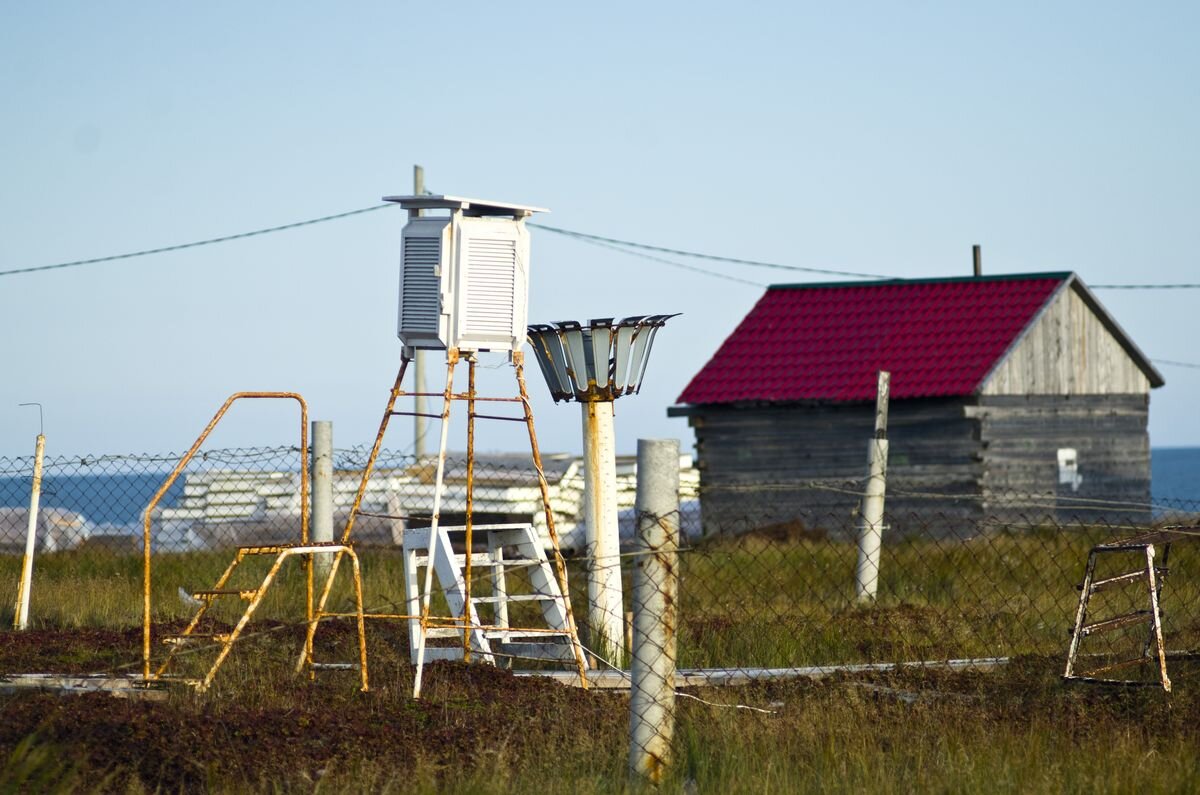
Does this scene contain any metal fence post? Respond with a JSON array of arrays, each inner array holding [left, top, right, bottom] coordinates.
[[855, 371, 890, 603], [629, 437, 679, 785], [13, 432, 46, 630], [311, 420, 334, 581]]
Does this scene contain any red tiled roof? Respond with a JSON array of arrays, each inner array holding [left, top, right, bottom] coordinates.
[[677, 274, 1070, 404]]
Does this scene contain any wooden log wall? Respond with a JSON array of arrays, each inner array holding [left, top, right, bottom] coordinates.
[[681, 392, 1153, 538], [971, 394, 1151, 525], [680, 398, 984, 539]]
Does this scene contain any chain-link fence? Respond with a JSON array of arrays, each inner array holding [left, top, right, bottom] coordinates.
[[2, 443, 1198, 782], [2, 446, 1197, 668]]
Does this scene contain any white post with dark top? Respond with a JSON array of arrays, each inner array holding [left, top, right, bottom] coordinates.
[[855, 370, 890, 604]]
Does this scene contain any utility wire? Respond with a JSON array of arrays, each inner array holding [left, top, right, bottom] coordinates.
[[1154, 359, 1200, 370], [0, 204, 395, 278], [4, 201, 1199, 294], [1092, 284, 1200, 289], [529, 222, 890, 280], [569, 234, 766, 288]]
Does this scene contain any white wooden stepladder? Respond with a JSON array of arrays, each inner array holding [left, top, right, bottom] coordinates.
[[402, 523, 584, 667]]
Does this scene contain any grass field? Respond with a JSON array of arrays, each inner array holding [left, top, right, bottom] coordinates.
[[3, 528, 1200, 792]]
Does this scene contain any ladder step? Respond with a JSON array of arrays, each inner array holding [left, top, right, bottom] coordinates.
[[192, 589, 260, 601], [1079, 656, 1155, 677], [310, 662, 359, 670], [494, 642, 577, 662], [1094, 542, 1153, 552], [237, 545, 292, 555], [483, 630, 571, 640], [412, 554, 543, 568], [426, 628, 462, 639], [483, 558, 544, 567], [1079, 610, 1154, 637], [487, 529, 536, 546], [161, 633, 231, 646], [1082, 568, 1166, 594], [1065, 676, 1164, 688], [471, 594, 559, 604]]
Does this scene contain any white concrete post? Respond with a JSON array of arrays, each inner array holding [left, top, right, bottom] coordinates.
[[581, 400, 626, 661], [13, 433, 46, 630], [855, 371, 890, 604], [311, 421, 334, 581], [629, 437, 679, 785]]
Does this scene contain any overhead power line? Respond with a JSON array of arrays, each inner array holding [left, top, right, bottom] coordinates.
[[1092, 284, 1200, 290], [553, 234, 766, 288], [529, 222, 890, 280], [0, 204, 395, 278], [1153, 359, 1200, 370], [3, 201, 1198, 295]]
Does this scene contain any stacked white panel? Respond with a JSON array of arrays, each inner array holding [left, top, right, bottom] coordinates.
[[453, 217, 529, 353], [398, 217, 452, 350]]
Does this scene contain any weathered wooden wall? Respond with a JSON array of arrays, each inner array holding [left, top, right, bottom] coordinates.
[[981, 286, 1151, 396], [678, 398, 984, 538], [681, 392, 1153, 536], [971, 394, 1151, 525]]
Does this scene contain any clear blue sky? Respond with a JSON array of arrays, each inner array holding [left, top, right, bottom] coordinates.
[[2, 2, 1198, 458]]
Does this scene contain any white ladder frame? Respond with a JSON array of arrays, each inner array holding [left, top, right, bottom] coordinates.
[[403, 523, 582, 668]]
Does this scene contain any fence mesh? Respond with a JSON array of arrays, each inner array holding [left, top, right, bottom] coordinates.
[[1, 446, 1197, 680]]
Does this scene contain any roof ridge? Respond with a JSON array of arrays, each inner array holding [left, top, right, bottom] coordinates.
[[769, 271, 1074, 291]]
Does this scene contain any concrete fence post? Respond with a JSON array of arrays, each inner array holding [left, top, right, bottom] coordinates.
[[311, 420, 334, 581], [855, 371, 890, 604], [629, 437, 679, 785]]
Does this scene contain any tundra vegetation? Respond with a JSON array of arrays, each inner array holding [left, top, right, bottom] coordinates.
[[2, 530, 1199, 792]]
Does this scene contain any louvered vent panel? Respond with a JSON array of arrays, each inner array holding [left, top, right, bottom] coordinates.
[[463, 238, 517, 335], [400, 237, 441, 334]]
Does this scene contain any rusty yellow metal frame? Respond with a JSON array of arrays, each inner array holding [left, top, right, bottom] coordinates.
[[311, 352, 590, 695], [163, 543, 368, 692], [514, 351, 591, 687], [141, 392, 309, 682]]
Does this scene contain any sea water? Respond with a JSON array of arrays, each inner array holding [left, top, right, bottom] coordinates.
[[0, 448, 1197, 539]]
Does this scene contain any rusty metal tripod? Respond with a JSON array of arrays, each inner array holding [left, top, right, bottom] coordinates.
[[301, 350, 590, 698]]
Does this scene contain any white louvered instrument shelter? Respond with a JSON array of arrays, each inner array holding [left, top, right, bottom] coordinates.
[[384, 194, 547, 354]]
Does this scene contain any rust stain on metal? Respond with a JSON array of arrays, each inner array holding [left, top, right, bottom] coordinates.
[[464, 355, 477, 662], [514, 351, 591, 689]]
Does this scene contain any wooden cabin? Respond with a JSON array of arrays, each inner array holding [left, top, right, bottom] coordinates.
[[668, 273, 1164, 535]]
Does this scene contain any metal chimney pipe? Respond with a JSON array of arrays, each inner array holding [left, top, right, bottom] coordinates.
[[972, 245, 982, 277]]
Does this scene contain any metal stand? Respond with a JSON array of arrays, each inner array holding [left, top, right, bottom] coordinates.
[[144, 392, 369, 693], [1064, 529, 1186, 691], [308, 350, 590, 697]]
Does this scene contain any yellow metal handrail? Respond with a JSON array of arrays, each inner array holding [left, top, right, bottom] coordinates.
[[141, 392, 309, 680]]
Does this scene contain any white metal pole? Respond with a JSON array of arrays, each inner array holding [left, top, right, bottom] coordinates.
[[412, 164, 428, 460], [13, 433, 45, 630], [311, 420, 334, 581], [629, 437, 679, 785], [581, 400, 626, 661], [855, 371, 890, 604]]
